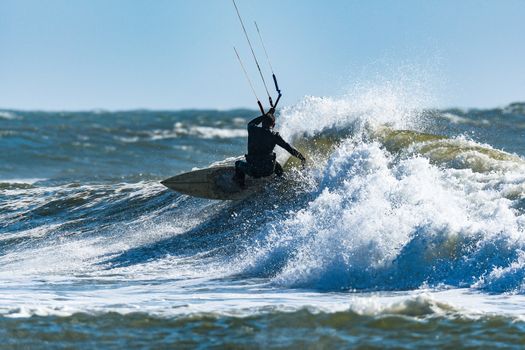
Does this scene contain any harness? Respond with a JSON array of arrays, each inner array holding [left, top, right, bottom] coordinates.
[[245, 153, 276, 177]]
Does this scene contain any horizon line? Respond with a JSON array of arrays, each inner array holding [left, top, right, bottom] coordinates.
[[1, 101, 524, 114]]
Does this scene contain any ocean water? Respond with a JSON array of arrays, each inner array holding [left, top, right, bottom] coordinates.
[[2, 94, 525, 348]]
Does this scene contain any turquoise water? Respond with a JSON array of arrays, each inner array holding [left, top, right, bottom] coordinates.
[[2, 305, 525, 349], [2, 97, 525, 348]]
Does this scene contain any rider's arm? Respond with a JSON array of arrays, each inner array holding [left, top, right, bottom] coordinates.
[[274, 133, 306, 161], [248, 116, 266, 129]]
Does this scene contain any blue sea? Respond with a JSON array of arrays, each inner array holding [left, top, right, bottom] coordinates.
[[2, 94, 525, 348]]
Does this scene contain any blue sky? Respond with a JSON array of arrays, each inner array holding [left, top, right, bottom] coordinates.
[[0, 0, 524, 110]]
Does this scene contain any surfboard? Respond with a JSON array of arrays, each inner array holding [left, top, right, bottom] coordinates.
[[160, 133, 338, 200], [160, 165, 273, 200]]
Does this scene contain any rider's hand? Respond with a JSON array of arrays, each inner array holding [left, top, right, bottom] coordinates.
[[298, 153, 306, 168]]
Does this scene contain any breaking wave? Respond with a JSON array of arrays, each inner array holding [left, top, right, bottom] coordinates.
[[2, 88, 525, 327]]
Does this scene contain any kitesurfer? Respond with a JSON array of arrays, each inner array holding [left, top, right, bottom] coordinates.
[[233, 108, 306, 188]]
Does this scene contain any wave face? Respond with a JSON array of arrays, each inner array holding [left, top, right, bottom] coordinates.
[[2, 100, 525, 347], [227, 99, 525, 294]]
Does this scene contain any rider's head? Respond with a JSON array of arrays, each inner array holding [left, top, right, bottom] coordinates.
[[262, 109, 275, 129]]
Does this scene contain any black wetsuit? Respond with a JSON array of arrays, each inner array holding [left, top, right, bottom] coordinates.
[[234, 115, 304, 184]]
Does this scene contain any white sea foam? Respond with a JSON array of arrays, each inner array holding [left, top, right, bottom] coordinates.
[[115, 136, 140, 143], [159, 123, 246, 140], [442, 112, 469, 124], [187, 126, 247, 139], [115, 125, 247, 142], [0, 178, 46, 185], [0, 111, 19, 120], [442, 112, 490, 126], [1, 284, 524, 319]]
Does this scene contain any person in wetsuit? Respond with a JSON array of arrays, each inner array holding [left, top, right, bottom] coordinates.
[[233, 108, 306, 187]]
